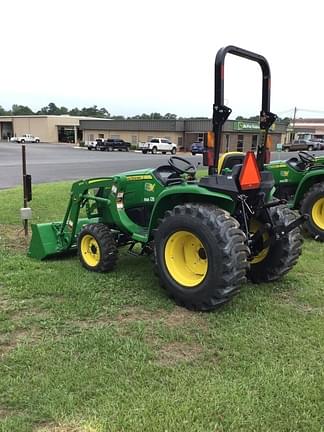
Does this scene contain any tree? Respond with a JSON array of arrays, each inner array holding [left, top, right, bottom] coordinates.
[[163, 113, 177, 120], [80, 105, 110, 118], [38, 102, 69, 115], [11, 104, 34, 115], [0, 105, 10, 116]]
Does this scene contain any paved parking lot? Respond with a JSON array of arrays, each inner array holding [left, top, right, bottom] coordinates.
[[1, 141, 324, 189], [0, 142, 203, 189]]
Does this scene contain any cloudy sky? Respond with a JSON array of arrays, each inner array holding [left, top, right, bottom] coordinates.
[[1, 0, 323, 119]]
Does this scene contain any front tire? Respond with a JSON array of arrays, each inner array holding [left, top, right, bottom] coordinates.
[[248, 206, 303, 283], [154, 204, 249, 311], [171, 147, 176, 155], [78, 223, 118, 272], [142, 150, 147, 154], [300, 182, 324, 241], [152, 147, 157, 154]]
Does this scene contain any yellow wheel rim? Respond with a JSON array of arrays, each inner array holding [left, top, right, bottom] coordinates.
[[311, 197, 324, 230], [250, 220, 270, 264], [81, 234, 101, 267], [164, 230, 208, 287]]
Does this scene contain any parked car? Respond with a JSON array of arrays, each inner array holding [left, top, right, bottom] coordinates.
[[191, 141, 204, 155], [283, 139, 317, 152], [309, 138, 324, 151], [139, 138, 177, 154], [87, 138, 105, 150], [98, 138, 131, 152], [10, 134, 40, 143]]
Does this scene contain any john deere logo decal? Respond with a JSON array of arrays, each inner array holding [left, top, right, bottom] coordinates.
[[145, 183, 155, 192]]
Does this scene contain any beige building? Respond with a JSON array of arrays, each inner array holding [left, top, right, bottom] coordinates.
[[0, 115, 93, 143], [0, 115, 288, 152]]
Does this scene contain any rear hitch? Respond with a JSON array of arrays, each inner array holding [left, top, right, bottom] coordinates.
[[273, 214, 308, 238]]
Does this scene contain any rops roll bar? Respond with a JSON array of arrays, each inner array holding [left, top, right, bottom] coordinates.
[[211, 45, 277, 173]]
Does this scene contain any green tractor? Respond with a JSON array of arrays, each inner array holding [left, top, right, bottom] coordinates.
[[219, 151, 324, 241], [28, 46, 305, 311]]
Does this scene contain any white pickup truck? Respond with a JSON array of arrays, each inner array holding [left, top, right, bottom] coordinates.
[[10, 134, 40, 143], [139, 137, 177, 154]]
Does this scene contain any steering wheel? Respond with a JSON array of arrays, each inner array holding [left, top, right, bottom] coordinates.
[[169, 156, 196, 175], [299, 151, 316, 165]]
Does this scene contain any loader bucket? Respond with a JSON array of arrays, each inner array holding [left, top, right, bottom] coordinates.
[[28, 222, 69, 260], [28, 218, 98, 260]]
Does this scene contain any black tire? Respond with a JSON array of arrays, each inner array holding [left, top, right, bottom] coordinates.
[[78, 223, 118, 272], [35, 139, 40, 143], [88, 147, 92, 151], [192, 152, 196, 156], [20, 139, 25, 143], [125, 147, 129, 152], [142, 150, 147, 154], [248, 206, 303, 283], [300, 182, 324, 241], [162, 151, 166, 155], [152, 147, 157, 154], [154, 204, 249, 311], [171, 147, 176, 155]]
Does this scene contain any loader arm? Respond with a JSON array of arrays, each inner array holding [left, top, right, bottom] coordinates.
[[28, 177, 114, 260]]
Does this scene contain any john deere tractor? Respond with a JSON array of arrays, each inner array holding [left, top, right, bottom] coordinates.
[[219, 151, 324, 241], [29, 46, 304, 311]]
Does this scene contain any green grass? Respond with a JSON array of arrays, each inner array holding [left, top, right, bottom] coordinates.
[[0, 183, 323, 432]]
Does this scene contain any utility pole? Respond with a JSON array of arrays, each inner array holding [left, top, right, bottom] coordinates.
[[291, 106, 297, 142]]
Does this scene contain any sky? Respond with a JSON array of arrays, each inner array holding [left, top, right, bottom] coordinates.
[[1, 0, 324, 120]]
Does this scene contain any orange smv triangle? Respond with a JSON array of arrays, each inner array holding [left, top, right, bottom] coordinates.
[[239, 151, 261, 190]]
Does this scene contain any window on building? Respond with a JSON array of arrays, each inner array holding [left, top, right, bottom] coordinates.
[[252, 135, 258, 151], [178, 137, 183, 147], [198, 133, 204, 142], [225, 134, 230, 152], [237, 135, 244, 152], [98, 133, 104, 139], [131, 135, 137, 144]]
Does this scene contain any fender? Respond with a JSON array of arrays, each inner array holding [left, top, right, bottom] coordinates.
[[293, 169, 324, 207], [147, 183, 235, 236]]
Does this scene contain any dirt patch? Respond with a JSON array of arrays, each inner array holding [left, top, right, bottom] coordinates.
[[34, 422, 95, 432], [0, 224, 29, 252], [155, 341, 204, 366], [0, 328, 43, 357], [115, 306, 165, 323], [163, 306, 208, 330], [277, 292, 324, 314], [0, 407, 13, 418]]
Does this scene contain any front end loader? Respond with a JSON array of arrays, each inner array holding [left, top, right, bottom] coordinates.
[[29, 46, 305, 311]]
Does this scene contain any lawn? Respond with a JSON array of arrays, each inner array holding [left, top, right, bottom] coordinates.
[[0, 183, 323, 432]]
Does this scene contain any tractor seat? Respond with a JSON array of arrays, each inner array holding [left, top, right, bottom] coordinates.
[[153, 165, 182, 185], [218, 152, 245, 173], [286, 157, 307, 172]]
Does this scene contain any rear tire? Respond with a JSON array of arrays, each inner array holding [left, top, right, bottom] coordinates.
[[248, 206, 303, 283], [142, 150, 147, 154], [171, 147, 176, 155], [152, 147, 157, 154], [78, 223, 118, 272], [154, 204, 249, 311], [300, 182, 324, 241]]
